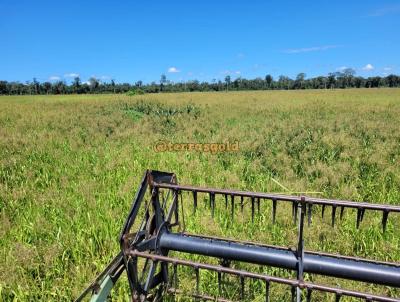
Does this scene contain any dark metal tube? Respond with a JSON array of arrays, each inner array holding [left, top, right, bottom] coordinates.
[[159, 233, 400, 287], [161, 233, 296, 269]]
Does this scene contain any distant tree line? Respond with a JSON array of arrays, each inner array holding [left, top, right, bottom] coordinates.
[[1, 69, 400, 95]]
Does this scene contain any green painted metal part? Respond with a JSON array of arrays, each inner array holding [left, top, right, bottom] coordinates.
[[89, 275, 114, 302]]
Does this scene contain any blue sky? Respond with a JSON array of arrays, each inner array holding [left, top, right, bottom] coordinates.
[[1, 1, 399, 84]]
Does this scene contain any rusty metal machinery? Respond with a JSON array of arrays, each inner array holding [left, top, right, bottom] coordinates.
[[76, 170, 400, 302]]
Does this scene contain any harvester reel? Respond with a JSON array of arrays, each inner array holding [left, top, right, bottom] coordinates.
[[76, 170, 400, 302]]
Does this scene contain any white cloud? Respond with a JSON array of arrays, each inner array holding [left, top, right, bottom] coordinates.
[[362, 64, 374, 71], [100, 75, 110, 80], [368, 5, 400, 17], [64, 73, 80, 78], [337, 66, 348, 71], [236, 53, 245, 59], [220, 70, 241, 77], [168, 67, 180, 73], [49, 76, 60, 81], [383, 67, 392, 71], [252, 63, 267, 71], [284, 45, 340, 54]]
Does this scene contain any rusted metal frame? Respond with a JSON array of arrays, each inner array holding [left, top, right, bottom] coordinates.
[[78, 170, 400, 301], [152, 182, 400, 212], [129, 251, 400, 302], [152, 182, 399, 232]]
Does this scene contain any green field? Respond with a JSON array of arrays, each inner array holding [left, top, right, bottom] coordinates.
[[1, 89, 400, 301]]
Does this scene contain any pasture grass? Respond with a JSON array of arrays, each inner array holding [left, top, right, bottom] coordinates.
[[0, 89, 400, 301]]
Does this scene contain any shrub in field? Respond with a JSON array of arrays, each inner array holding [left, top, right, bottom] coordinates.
[[123, 100, 201, 118], [126, 88, 145, 96]]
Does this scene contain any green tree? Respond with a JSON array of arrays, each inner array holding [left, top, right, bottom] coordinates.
[[327, 73, 336, 89], [343, 68, 356, 87], [0, 81, 8, 94], [278, 75, 290, 89], [295, 73, 306, 89], [386, 75, 398, 87], [53, 81, 66, 94], [88, 77, 99, 92], [42, 82, 52, 94], [73, 77, 81, 93], [32, 78, 40, 94], [224, 75, 231, 91], [160, 74, 167, 91], [265, 74, 273, 89]]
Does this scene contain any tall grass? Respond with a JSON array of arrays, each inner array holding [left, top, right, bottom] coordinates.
[[0, 89, 399, 301]]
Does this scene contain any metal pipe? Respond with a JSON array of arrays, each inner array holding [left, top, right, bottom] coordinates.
[[182, 232, 400, 267], [159, 232, 400, 287]]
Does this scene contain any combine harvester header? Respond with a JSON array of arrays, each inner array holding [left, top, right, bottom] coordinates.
[[76, 170, 400, 301]]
